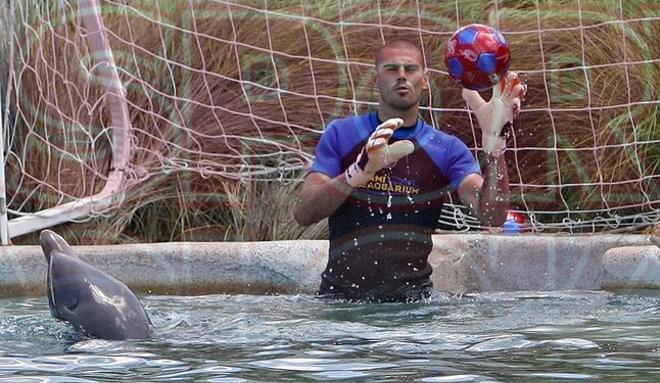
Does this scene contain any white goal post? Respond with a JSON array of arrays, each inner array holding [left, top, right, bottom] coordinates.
[[3, 0, 131, 241]]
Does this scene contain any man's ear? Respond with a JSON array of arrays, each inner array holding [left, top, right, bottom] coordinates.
[[371, 69, 379, 86], [422, 68, 429, 90]]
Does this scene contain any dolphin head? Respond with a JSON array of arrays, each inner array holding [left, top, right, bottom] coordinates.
[[41, 230, 80, 320], [40, 230, 153, 340], [40, 230, 79, 263]]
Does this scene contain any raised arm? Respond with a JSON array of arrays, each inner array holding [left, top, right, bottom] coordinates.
[[295, 118, 414, 226], [458, 157, 510, 226], [457, 72, 525, 227]]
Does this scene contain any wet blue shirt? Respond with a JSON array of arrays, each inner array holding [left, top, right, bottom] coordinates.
[[309, 112, 481, 301]]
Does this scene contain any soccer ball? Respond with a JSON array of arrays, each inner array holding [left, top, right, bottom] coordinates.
[[444, 24, 511, 91]]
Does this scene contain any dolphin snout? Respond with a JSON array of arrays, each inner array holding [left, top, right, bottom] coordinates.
[[39, 229, 74, 263], [40, 230, 59, 263], [40, 229, 57, 242]]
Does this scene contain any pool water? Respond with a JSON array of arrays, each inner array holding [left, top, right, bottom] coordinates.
[[1, 290, 659, 382]]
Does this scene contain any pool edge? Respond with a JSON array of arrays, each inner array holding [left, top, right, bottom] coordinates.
[[0, 234, 657, 297]]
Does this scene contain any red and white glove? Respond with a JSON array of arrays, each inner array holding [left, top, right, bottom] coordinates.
[[462, 71, 526, 157], [345, 118, 415, 188]]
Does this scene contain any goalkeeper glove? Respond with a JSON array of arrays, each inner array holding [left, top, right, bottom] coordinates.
[[345, 118, 415, 188], [462, 71, 526, 157]]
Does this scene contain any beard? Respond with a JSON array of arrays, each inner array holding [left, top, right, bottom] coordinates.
[[378, 85, 423, 111]]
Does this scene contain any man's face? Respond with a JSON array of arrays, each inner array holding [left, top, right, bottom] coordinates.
[[375, 47, 428, 111]]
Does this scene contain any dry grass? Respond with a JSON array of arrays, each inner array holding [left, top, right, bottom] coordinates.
[[6, 0, 658, 243]]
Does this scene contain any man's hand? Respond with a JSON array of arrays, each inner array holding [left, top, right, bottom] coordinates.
[[345, 118, 415, 187], [462, 71, 526, 156]]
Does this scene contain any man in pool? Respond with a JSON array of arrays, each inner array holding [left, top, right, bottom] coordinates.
[[294, 40, 525, 302]]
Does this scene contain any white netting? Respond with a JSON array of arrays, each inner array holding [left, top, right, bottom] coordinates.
[[2, 0, 659, 238]]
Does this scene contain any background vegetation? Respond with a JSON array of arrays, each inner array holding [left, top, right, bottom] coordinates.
[[2, 0, 658, 245]]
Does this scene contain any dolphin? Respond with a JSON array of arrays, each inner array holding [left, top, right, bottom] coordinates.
[[40, 230, 153, 340]]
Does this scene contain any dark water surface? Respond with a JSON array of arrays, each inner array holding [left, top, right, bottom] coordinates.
[[1, 290, 659, 382]]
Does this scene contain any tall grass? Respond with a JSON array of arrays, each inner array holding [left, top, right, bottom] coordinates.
[[6, 0, 658, 244]]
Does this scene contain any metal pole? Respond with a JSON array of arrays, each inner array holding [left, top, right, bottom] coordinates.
[[0, 96, 9, 245], [0, 75, 8, 245], [0, 0, 11, 245]]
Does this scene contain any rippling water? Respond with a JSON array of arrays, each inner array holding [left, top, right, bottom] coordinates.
[[1, 290, 659, 382]]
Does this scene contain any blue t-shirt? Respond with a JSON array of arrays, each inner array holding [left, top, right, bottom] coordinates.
[[309, 112, 481, 301]]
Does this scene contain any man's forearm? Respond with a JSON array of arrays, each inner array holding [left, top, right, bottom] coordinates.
[[294, 173, 354, 226], [477, 154, 510, 226]]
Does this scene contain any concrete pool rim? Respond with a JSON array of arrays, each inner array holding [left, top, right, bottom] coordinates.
[[1, 233, 658, 297]]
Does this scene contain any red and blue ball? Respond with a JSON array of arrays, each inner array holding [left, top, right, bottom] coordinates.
[[444, 24, 511, 91]]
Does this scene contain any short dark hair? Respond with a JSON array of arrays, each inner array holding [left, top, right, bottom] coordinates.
[[375, 40, 425, 68]]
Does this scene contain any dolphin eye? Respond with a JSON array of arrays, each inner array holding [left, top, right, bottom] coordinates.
[[65, 300, 79, 312], [59, 295, 79, 313]]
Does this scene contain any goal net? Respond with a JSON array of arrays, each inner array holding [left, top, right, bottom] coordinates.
[[2, 0, 658, 240]]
